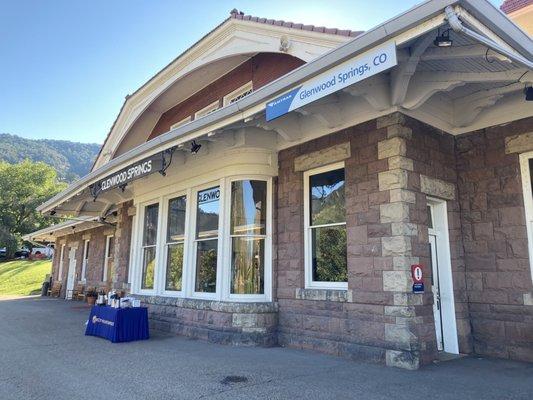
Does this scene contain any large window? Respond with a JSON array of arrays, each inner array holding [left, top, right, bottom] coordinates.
[[141, 204, 159, 289], [230, 180, 267, 295], [81, 240, 89, 282], [520, 152, 533, 282], [133, 176, 271, 300], [58, 244, 65, 281], [194, 186, 220, 293], [103, 235, 114, 282], [304, 163, 347, 289], [165, 195, 187, 291]]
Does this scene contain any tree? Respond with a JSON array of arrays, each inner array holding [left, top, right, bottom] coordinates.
[[0, 160, 67, 257]]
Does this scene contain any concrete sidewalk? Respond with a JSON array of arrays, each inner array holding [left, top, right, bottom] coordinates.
[[0, 297, 531, 400]]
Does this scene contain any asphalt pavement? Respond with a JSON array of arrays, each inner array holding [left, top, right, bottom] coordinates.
[[0, 297, 531, 400]]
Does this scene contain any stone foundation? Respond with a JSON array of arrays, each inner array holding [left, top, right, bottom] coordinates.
[[138, 295, 278, 346]]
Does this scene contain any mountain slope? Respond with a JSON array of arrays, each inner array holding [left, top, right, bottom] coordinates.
[[0, 133, 100, 182]]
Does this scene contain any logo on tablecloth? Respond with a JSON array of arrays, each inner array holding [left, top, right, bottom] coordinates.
[[92, 315, 115, 326]]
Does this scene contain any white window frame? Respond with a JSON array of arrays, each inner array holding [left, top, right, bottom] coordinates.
[[519, 151, 533, 282], [303, 161, 348, 290], [160, 190, 190, 297], [194, 101, 219, 119], [224, 176, 272, 302], [80, 239, 89, 283], [130, 176, 273, 303], [103, 235, 114, 283], [135, 200, 162, 294], [170, 116, 192, 131], [58, 244, 66, 281], [223, 82, 253, 106], [188, 181, 224, 300]]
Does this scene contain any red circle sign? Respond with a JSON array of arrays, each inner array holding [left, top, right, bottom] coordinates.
[[411, 265, 423, 283]]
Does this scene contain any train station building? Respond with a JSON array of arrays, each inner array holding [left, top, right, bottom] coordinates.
[[26, 0, 533, 369]]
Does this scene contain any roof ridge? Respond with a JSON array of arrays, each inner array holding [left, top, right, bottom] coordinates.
[[229, 8, 362, 37]]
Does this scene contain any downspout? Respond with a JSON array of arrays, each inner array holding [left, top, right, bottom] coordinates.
[[444, 6, 533, 70]]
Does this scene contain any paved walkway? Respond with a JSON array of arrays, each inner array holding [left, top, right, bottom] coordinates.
[[0, 297, 531, 400]]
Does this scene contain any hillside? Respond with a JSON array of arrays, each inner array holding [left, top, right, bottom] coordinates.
[[0, 133, 100, 182], [0, 260, 51, 296]]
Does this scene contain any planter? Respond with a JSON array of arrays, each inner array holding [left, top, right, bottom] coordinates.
[[87, 296, 97, 306]]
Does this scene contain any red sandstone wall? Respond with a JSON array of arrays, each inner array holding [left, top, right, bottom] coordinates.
[[456, 117, 533, 362], [277, 120, 399, 363], [403, 117, 472, 353], [276, 114, 533, 363], [148, 53, 304, 140], [51, 201, 133, 296]]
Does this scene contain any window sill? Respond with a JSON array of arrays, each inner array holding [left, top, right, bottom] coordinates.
[[135, 294, 278, 313], [296, 288, 353, 302]]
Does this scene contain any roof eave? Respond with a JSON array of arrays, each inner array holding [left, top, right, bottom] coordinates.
[[38, 0, 533, 214]]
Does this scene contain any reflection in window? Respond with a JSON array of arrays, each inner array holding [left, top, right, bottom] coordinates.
[[165, 196, 186, 291], [230, 180, 267, 294], [308, 167, 347, 283], [141, 204, 159, 289], [194, 187, 220, 293], [427, 205, 433, 229], [530, 159, 533, 194]]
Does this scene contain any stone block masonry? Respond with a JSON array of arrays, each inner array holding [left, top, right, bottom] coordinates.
[[137, 295, 278, 346], [277, 116, 441, 368], [49, 114, 533, 367], [456, 117, 533, 362], [51, 201, 134, 296]]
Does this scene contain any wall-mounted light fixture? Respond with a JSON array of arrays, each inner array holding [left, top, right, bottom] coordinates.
[[190, 140, 202, 154], [525, 86, 533, 101], [434, 28, 452, 47]]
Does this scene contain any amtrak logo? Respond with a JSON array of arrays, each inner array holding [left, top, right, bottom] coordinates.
[[92, 315, 115, 326]]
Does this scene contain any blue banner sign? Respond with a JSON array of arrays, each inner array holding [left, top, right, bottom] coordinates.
[[266, 41, 397, 121]]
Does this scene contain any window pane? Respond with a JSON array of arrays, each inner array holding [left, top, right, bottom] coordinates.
[[107, 237, 114, 258], [529, 158, 533, 195], [165, 243, 184, 291], [195, 240, 217, 292], [167, 196, 187, 242], [311, 225, 347, 282], [143, 204, 159, 246], [231, 237, 264, 294], [231, 180, 266, 235], [196, 187, 220, 238], [141, 247, 156, 289], [84, 242, 89, 260], [427, 206, 433, 229], [310, 168, 345, 226]]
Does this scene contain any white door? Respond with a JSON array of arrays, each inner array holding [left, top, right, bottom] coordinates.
[[65, 247, 77, 300], [427, 200, 459, 354]]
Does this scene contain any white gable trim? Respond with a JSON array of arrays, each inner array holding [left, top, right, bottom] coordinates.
[[93, 19, 352, 170]]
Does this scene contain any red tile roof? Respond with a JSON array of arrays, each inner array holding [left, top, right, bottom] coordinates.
[[229, 9, 363, 37], [500, 0, 533, 14]]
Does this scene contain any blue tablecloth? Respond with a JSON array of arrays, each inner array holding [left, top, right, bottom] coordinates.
[[85, 306, 149, 343]]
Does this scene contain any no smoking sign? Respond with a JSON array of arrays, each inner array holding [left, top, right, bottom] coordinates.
[[411, 264, 424, 293]]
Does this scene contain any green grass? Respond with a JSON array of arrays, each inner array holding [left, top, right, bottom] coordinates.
[[0, 259, 52, 296]]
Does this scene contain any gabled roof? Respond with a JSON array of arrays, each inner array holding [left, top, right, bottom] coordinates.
[[36, 0, 533, 216], [91, 10, 361, 171], [500, 0, 533, 14]]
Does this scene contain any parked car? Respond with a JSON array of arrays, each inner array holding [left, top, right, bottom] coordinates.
[[14, 250, 30, 259], [0, 248, 6, 260]]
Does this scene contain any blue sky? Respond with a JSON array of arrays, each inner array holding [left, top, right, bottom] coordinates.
[[0, 0, 502, 144]]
